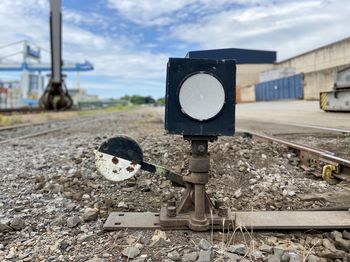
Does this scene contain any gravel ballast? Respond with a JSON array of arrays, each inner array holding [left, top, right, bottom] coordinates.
[[0, 107, 349, 261]]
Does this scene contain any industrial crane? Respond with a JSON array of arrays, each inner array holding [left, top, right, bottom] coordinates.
[[39, 0, 73, 110]]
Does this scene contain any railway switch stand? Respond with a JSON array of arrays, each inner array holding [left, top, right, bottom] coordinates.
[[95, 58, 350, 231]]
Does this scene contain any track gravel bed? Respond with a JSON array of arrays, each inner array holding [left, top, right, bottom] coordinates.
[[0, 107, 349, 261], [278, 133, 350, 160]]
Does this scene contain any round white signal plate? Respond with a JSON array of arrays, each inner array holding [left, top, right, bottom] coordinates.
[[94, 150, 141, 182], [179, 73, 225, 121]]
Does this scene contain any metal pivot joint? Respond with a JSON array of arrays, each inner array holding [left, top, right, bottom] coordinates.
[[158, 139, 232, 231]]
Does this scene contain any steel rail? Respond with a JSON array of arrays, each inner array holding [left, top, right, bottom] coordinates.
[[0, 108, 44, 114], [0, 108, 80, 115], [0, 110, 105, 132], [0, 126, 66, 144], [268, 121, 350, 134], [0, 115, 112, 145], [238, 129, 350, 183], [0, 121, 50, 132]]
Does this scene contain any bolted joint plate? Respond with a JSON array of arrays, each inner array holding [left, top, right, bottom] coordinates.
[[159, 207, 234, 231]]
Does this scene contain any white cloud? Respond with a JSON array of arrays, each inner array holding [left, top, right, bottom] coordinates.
[[108, 0, 350, 60], [107, 0, 192, 26], [170, 0, 350, 60], [106, 0, 263, 26]]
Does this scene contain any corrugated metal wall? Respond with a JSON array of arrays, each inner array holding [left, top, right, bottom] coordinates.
[[255, 74, 303, 101]]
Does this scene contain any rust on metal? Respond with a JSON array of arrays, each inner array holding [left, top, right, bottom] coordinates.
[[112, 156, 119, 164], [126, 165, 135, 172], [95, 151, 141, 181]]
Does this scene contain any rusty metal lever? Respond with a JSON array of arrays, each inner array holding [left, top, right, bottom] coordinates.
[[141, 162, 185, 187]]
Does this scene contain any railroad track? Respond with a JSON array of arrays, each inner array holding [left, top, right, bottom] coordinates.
[[0, 114, 111, 144], [238, 129, 350, 184], [235, 120, 350, 184], [270, 120, 350, 134], [0, 121, 66, 144], [0, 107, 79, 115]]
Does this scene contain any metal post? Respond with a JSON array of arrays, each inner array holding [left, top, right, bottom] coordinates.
[[188, 140, 210, 231], [194, 184, 205, 220]]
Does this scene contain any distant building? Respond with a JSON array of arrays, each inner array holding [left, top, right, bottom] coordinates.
[[0, 80, 22, 109], [186, 48, 277, 102], [274, 37, 350, 100], [68, 88, 98, 105]]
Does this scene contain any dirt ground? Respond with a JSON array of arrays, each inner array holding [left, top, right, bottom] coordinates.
[[0, 107, 350, 262]]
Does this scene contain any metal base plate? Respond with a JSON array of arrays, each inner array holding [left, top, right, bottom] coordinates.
[[235, 211, 350, 230], [104, 212, 161, 230], [159, 207, 233, 230], [103, 210, 350, 231]]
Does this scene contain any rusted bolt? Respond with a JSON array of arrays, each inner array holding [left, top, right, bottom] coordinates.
[[218, 206, 228, 217], [167, 206, 176, 217], [197, 144, 206, 153]]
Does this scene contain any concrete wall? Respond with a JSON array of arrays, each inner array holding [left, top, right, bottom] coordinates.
[[303, 65, 350, 100], [240, 85, 256, 102], [303, 70, 333, 100], [277, 37, 350, 73], [236, 64, 274, 87]]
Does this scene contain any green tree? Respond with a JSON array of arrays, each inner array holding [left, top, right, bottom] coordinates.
[[155, 97, 165, 106]]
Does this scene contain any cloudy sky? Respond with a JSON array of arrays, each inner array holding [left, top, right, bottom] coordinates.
[[0, 0, 349, 98]]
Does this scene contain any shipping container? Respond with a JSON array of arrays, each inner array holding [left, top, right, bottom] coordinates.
[[255, 74, 303, 101]]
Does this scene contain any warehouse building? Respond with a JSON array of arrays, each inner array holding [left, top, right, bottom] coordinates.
[[274, 37, 350, 100], [250, 37, 350, 102], [187, 36, 350, 102]]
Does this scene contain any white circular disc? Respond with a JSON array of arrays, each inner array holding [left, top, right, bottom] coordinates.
[[179, 73, 225, 121], [94, 150, 141, 182]]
